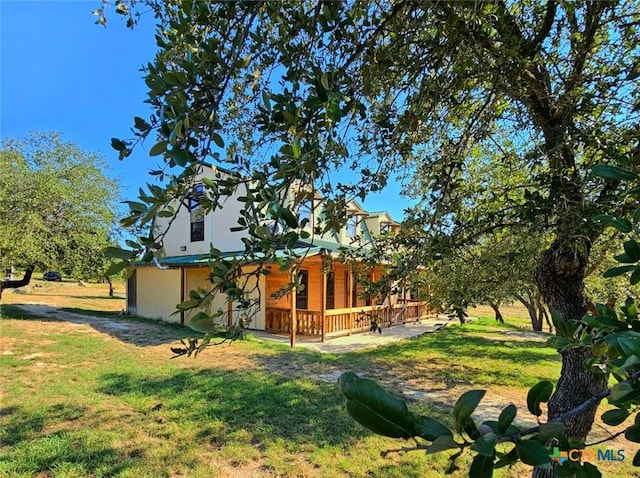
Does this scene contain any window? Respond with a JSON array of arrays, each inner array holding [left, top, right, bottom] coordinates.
[[352, 277, 358, 306], [326, 271, 335, 310], [344, 271, 350, 308], [296, 270, 309, 309], [346, 216, 357, 238], [189, 184, 204, 242], [380, 222, 391, 234]]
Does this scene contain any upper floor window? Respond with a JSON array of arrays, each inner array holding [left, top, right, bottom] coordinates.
[[188, 183, 205, 242], [346, 216, 358, 238], [380, 222, 391, 234]]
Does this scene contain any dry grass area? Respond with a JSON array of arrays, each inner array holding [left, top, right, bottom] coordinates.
[[469, 303, 535, 322], [2, 278, 126, 313]]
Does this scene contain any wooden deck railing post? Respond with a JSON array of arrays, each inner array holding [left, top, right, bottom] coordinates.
[[321, 266, 327, 342], [290, 272, 297, 348], [347, 268, 353, 335]]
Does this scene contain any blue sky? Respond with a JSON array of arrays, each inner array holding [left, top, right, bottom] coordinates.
[[1, 0, 408, 220]]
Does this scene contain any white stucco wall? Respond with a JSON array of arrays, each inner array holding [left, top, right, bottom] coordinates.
[[135, 267, 182, 322], [155, 166, 250, 256], [181, 266, 266, 331]]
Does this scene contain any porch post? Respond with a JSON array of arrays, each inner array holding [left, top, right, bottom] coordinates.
[[347, 268, 353, 335], [290, 270, 297, 348], [227, 300, 233, 327], [321, 263, 327, 342], [180, 267, 185, 325]]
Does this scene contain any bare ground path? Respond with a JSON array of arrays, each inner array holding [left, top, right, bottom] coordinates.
[[6, 303, 189, 347]]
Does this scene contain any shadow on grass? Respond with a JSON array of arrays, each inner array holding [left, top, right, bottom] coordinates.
[[0, 404, 129, 476], [60, 306, 126, 318], [1, 303, 200, 347], [66, 294, 124, 300], [248, 322, 561, 391], [344, 326, 560, 386], [97, 368, 365, 448]]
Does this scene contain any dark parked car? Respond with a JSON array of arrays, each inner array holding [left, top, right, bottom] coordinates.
[[42, 271, 62, 282]]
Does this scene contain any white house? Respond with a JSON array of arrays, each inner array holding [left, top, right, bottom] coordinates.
[[127, 163, 430, 340]]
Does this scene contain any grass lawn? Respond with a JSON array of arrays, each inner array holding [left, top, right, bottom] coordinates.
[[0, 283, 636, 477]]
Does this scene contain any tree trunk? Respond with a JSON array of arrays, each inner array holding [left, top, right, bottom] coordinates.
[[532, 240, 609, 478], [516, 292, 542, 331], [105, 275, 114, 297], [489, 302, 504, 323], [534, 291, 552, 333]]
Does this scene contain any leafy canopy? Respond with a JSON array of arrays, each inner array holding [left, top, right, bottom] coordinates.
[[0, 132, 121, 279]]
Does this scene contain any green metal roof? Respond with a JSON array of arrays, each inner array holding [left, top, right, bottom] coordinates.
[[136, 238, 371, 268]]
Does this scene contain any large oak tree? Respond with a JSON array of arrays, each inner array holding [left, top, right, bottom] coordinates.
[[0, 132, 121, 281], [110, 1, 639, 475]]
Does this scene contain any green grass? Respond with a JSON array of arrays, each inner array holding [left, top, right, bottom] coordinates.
[[0, 309, 634, 477]]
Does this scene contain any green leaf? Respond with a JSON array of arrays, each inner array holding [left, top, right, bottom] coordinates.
[[104, 246, 136, 260], [469, 453, 494, 478], [633, 449, 640, 466], [625, 425, 640, 443], [177, 299, 200, 310], [614, 253, 638, 264], [172, 148, 189, 167], [623, 240, 640, 261], [280, 208, 298, 228], [149, 140, 168, 156], [527, 381, 553, 416], [577, 462, 602, 478], [338, 372, 413, 438], [618, 336, 640, 357], [453, 390, 485, 432], [471, 432, 498, 457], [516, 439, 552, 466], [157, 209, 174, 218], [111, 137, 127, 151], [320, 72, 330, 91], [494, 446, 518, 469], [187, 312, 219, 333], [212, 132, 225, 148], [261, 91, 271, 110], [538, 422, 564, 441], [593, 214, 633, 233], [631, 267, 640, 286], [592, 165, 638, 181], [610, 382, 633, 402], [601, 409, 629, 426], [497, 405, 517, 435], [426, 435, 460, 454], [105, 261, 129, 276], [412, 415, 452, 441]]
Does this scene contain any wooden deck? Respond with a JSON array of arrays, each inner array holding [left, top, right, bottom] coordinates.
[[265, 302, 432, 338]]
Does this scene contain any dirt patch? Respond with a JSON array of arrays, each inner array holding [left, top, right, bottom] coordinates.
[[6, 304, 187, 347]]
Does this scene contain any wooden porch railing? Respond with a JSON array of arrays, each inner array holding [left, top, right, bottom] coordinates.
[[265, 302, 432, 336], [265, 308, 323, 335]]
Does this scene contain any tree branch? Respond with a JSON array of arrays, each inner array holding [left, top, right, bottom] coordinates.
[[0, 265, 35, 299], [525, 1, 558, 58], [498, 368, 640, 444]]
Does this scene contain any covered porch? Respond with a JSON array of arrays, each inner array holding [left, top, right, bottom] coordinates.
[[263, 248, 432, 345]]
